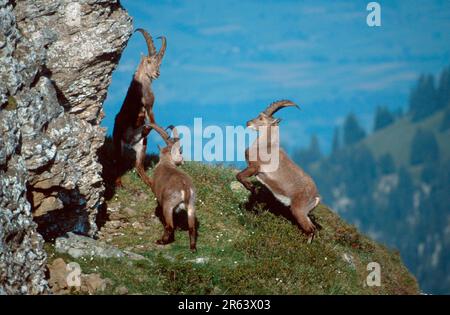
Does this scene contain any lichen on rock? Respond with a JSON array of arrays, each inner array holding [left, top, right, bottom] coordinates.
[[0, 0, 132, 294]]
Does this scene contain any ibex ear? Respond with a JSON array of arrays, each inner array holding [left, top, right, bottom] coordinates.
[[273, 118, 282, 125], [173, 139, 183, 154], [173, 138, 181, 150]]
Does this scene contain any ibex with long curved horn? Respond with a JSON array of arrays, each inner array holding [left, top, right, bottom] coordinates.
[[236, 100, 320, 236], [112, 28, 167, 188], [148, 123, 198, 252]]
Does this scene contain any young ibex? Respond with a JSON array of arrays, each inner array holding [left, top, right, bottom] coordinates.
[[149, 123, 197, 252], [112, 28, 166, 188], [236, 100, 320, 235]]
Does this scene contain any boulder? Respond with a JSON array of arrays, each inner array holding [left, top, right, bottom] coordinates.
[[55, 232, 146, 261]]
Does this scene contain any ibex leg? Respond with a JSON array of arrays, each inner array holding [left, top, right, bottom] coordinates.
[[236, 165, 258, 193], [134, 137, 153, 189], [291, 195, 316, 235], [156, 204, 175, 245], [148, 111, 156, 124], [187, 203, 197, 252], [113, 130, 125, 187]]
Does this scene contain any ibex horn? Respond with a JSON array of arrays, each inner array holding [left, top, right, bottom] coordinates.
[[166, 125, 180, 141], [156, 36, 167, 62], [263, 100, 300, 117], [135, 28, 156, 56], [149, 123, 171, 144]]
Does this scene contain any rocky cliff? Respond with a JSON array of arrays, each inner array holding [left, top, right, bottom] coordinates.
[[0, 0, 132, 294]]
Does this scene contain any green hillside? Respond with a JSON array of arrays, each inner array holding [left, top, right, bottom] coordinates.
[[363, 108, 450, 169], [293, 67, 450, 294], [45, 163, 418, 295]]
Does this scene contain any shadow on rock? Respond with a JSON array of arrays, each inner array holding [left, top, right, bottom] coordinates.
[[98, 135, 159, 201], [96, 136, 159, 233]]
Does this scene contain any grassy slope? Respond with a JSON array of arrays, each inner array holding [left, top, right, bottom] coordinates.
[[362, 109, 450, 168], [45, 163, 419, 294]]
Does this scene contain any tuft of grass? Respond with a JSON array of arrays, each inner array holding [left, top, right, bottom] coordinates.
[[3, 95, 17, 111], [45, 162, 419, 295]]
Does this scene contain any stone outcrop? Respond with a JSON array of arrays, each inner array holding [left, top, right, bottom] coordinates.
[[55, 232, 146, 260], [0, 0, 132, 294], [47, 257, 112, 294]]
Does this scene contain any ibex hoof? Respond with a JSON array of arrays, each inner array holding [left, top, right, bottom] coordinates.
[[115, 179, 123, 188], [190, 245, 197, 253], [302, 220, 316, 243], [142, 125, 152, 137], [156, 239, 167, 245]]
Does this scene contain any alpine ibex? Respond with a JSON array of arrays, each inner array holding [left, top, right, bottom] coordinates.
[[149, 123, 197, 252], [112, 28, 166, 188], [236, 100, 320, 235]]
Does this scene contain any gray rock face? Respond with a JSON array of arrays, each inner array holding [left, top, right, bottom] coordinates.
[[55, 232, 146, 260], [0, 0, 132, 294], [15, 0, 132, 124]]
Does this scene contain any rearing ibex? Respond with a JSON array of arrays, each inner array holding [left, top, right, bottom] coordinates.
[[149, 123, 197, 252], [236, 100, 320, 235], [112, 28, 166, 188]]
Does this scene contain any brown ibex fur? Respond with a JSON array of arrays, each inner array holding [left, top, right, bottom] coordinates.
[[236, 100, 320, 236], [149, 123, 197, 252], [112, 28, 166, 188]]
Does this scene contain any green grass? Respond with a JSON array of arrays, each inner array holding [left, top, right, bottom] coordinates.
[[3, 95, 17, 111], [45, 162, 419, 294]]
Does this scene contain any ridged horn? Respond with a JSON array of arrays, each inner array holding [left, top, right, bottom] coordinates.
[[263, 100, 299, 117], [166, 125, 179, 141], [135, 28, 156, 56], [156, 36, 167, 62], [149, 123, 171, 145]]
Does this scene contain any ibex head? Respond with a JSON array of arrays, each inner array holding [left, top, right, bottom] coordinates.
[[135, 28, 167, 80], [247, 100, 299, 130], [150, 123, 183, 165]]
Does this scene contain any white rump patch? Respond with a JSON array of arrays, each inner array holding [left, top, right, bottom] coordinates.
[[175, 190, 186, 212], [256, 175, 291, 206], [313, 197, 320, 208]]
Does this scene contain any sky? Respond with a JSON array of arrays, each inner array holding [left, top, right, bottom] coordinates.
[[102, 0, 450, 159]]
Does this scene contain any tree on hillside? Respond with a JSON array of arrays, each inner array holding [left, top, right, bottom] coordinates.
[[331, 127, 340, 155], [335, 144, 377, 210], [440, 107, 450, 131], [421, 160, 439, 184], [378, 153, 396, 175], [409, 74, 438, 121], [410, 129, 440, 166], [294, 134, 322, 168], [343, 113, 366, 146], [437, 66, 450, 110], [308, 134, 321, 161], [393, 107, 404, 119], [388, 167, 414, 219], [374, 106, 395, 131], [417, 159, 450, 294]]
